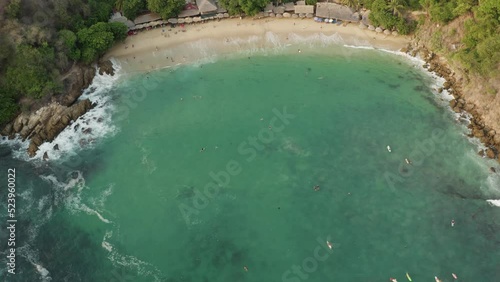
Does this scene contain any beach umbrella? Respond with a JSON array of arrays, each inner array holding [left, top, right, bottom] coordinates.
[[168, 18, 178, 24], [193, 17, 201, 22], [283, 12, 291, 18], [384, 29, 391, 35], [368, 25, 375, 31], [392, 31, 399, 36], [217, 13, 224, 19], [329, 19, 333, 23], [299, 13, 306, 18], [292, 14, 298, 19], [306, 13, 313, 18], [276, 13, 283, 18], [178, 18, 185, 24], [185, 17, 193, 23], [375, 27, 383, 33], [269, 13, 275, 17], [224, 13, 229, 18], [314, 17, 318, 21], [359, 22, 367, 29]]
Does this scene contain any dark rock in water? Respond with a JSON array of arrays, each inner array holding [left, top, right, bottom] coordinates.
[[74, 124, 80, 132], [82, 128, 92, 134], [490, 167, 496, 173], [97, 117, 103, 123], [98, 60, 115, 76], [43, 151, 49, 161], [70, 171, 79, 179], [486, 148, 495, 159], [53, 144, 59, 150], [478, 149, 485, 157], [437, 87, 443, 93]]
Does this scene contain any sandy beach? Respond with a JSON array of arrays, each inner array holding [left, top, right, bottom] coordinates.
[[104, 18, 410, 73]]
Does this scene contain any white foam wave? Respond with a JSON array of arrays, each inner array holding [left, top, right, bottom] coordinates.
[[487, 199, 500, 207], [17, 245, 52, 281], [102, 230, 163, 281], [40, 171, 112, 223], [1, 59, 122, 162]]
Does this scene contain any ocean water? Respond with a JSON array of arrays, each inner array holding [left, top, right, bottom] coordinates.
[[1, 47, 500, 282]]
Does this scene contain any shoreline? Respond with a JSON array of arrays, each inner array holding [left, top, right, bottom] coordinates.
[[103, 18, 410, 73], [403, 43, 500, 165]]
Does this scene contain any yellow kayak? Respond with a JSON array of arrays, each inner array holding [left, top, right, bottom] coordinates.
[[406, 272, 412, 281]]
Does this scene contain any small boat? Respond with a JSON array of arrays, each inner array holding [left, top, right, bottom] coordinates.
[[405, 158, 411, 164], [387, 145, 392, 152], [390, 278, 398, 282], [435, 276, 442, 282], [326, 241, 333, 250], [406, 272, 412, 281], [452, 273, 458, 279]]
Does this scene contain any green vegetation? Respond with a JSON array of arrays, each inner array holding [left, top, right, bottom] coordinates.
[[219, 0, 269, 15], [0, 0, 499, 126], [457, 0, 500, 75], [0, 0, 127, 125], [147, 0, 184, 19]]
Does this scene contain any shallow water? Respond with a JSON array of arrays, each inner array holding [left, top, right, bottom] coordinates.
[[1, 48, 500, 282]]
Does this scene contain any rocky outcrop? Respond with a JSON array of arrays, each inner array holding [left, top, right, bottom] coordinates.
[[405, 43, 500, 164], [1, 100, 95, 157], [98, 60, 115, 76], [56, 64, 96, 106], [0, 61, 117, 157]]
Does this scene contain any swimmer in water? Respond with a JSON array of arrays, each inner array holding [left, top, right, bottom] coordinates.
[[313, 185, 320, 191], [243, 266, 248, 272], [200, 147, 205, 152], [451, 219, 455, 227]]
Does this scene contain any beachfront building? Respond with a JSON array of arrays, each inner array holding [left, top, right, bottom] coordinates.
[[196, 0, 218, 15], [315, 2, 360, 22], [133, 12, 162, 25], [294, 4, 314, 15]]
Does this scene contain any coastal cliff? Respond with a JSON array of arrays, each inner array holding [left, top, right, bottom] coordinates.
[[0, 61, 114, 158], [406, 17, 500, 164]]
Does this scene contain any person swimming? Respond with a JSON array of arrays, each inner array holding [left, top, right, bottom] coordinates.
[[313, 185, 320, 191]]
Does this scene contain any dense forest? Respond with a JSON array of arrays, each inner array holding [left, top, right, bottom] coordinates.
[[0, 0, 499, 126]]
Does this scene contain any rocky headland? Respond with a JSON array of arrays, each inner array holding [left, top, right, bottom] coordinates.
[[403, 43, 500, 164], [0, 60, 114, 158]]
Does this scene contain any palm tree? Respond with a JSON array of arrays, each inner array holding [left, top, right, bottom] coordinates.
[[387, 0, 405, 17], [115, 0, 124, 11]]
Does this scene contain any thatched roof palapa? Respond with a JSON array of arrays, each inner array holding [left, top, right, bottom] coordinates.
[[133, 13, 162, 25], [315, 3, 360, 22], [178, 8, 200, 18], [294, 5, 314, 15], [273, 6, 285, 14], [284, 3, 295, 12], [264, 4, 274, 13], [196, 0, 218, 15]]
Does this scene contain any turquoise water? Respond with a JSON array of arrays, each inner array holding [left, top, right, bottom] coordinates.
[[1, 49, 500, 282]]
